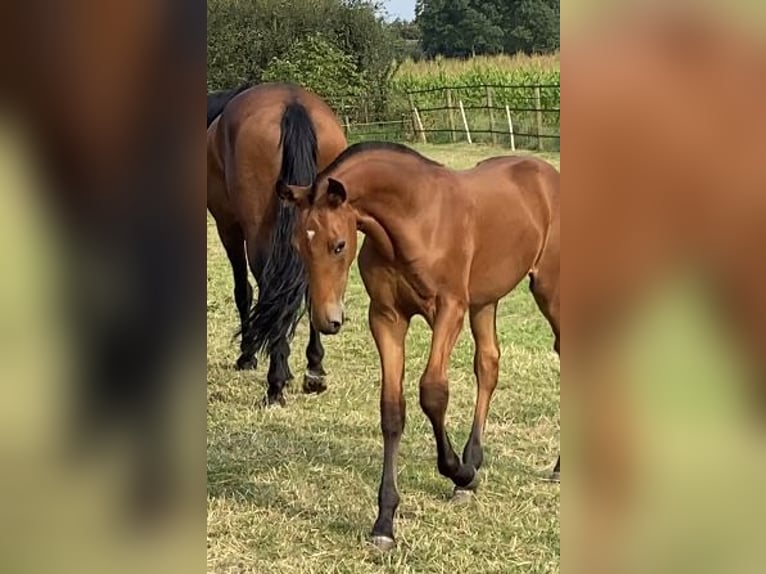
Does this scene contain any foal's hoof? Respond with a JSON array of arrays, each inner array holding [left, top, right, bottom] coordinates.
[[302, 369, 328, 394], [369, 535, 396, 552], [235, 355, 257, 371]]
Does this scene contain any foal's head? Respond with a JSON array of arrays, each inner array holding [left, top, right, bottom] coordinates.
[[278, 177, 357, 335]]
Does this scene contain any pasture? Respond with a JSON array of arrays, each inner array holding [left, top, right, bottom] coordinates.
[[207, 144, 560, 573]]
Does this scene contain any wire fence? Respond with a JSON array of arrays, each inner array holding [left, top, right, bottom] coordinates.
[[327, 83, 560, 152]]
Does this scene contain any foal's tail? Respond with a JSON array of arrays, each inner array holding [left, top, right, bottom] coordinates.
[[240, 100, 316, 358], [206, 83, 251, 127]]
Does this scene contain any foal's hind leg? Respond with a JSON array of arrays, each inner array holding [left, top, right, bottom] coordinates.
[[216, 222, 256, 370], [530, 254, 561, 480], [419, 300, 478, 492], [460, 303, 501, 496]]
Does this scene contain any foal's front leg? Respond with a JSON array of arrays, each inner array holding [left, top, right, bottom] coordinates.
[[420, 300, 478, 492], [369, 304, 409, 551]]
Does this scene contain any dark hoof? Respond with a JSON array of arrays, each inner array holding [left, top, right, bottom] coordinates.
[[458, 468, 480, 490], [235, 355, 257, 370], [302, 370, 328, 394], [544, 470, 560, 483], [260, 393, 286, 408], [451, 469, 479, 504], [369, 535, 396, 552]]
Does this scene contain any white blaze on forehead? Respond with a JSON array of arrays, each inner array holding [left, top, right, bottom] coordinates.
[[306, 229, 316, 242]]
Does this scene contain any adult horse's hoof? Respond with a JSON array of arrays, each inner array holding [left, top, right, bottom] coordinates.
[[369, 535, 396, 552], [451, 469, 479, 504], [235, 355, 257, 371], [302, 369, 328, 394], [260, 393, 286, 408], [451, 487, 475, 505]]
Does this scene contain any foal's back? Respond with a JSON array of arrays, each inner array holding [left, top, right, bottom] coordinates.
[[457, 156, 559, 305]]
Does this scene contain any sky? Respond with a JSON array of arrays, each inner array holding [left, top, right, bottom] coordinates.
[[382, 0, 416, 21]]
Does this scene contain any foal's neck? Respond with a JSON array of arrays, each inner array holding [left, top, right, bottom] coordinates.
[[339, 155, 443, 262]]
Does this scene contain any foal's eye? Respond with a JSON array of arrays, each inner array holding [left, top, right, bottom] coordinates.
[[333, 241, 346, 255]]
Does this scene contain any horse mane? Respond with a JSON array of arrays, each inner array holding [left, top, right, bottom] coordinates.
[[320, 141, 443, 178], [239, 99, 315, 357]]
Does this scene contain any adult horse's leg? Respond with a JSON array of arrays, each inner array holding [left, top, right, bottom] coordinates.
[[264, 335, 293, 407], [216, 222, 256, 370], [248, 245, 294, 407], [460, 303, 501, 494], [419, 300, 478, 493], [303, 321, 328, 394], [369, 304, 410, 551], [214, 212, 257, 370]]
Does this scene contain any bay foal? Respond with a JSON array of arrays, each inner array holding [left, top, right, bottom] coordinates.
[[279, 142, 560, 550]]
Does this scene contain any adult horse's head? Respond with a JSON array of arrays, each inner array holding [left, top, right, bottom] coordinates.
[[277, 177, 357, 335]]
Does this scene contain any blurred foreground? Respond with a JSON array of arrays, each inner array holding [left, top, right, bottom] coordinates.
[[565, 2, 766, 574], [0, 2, 205, 573]]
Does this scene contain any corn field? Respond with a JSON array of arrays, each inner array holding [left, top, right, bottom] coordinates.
[[334, 53, 561, 151], [392, 53, 560, 93]]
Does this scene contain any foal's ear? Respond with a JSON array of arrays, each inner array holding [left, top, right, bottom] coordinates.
[[326, 178, 347, 207], [276, 180, 311, 206]]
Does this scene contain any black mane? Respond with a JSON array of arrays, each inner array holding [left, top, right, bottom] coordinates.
[[320, 141, 443, 177]]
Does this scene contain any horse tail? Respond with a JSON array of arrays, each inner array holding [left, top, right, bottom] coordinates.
[[240, 100, 316, 358], [206, 83, 251, 127]]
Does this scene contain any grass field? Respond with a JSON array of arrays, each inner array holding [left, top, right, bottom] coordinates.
[[207, 144, 560, 573]]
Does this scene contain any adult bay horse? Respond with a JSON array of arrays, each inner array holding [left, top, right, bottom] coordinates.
[[207, 83, 347, 406], [278, 142, 560, 549]]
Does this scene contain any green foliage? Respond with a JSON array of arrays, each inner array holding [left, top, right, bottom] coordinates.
[[262, 35, 366, 103], [388, 18, 425, 62], [416, 0, 560, 57], [207, 0, 398, 112]]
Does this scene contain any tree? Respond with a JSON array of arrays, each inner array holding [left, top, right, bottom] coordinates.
[[388, 19, 425, 61], [207, 0, 398, 101], [262, 35, 366, 103], [415, 0, 559, 57], [504, 0, 560, 54]]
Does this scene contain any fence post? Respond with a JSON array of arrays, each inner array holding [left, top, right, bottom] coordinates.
[[534, 86, 544, 151], [408, 93, 421, 143], [446, 89, 457, 143], [341, 97, 348, 136], [363, 100, 370, 125], [486, 86, 497, 145], [459, 100, 472, 144], [506, 105, 516, 151], [413, 106, 427, 144]]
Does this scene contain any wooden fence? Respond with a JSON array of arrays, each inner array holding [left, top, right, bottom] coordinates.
[[328, 83, 560, 152]]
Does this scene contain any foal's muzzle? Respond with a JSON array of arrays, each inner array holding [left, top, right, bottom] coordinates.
[[312, 303, 345, 335]]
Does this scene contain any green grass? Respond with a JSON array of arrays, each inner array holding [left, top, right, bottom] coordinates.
[[207, 144, 560, 573]]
